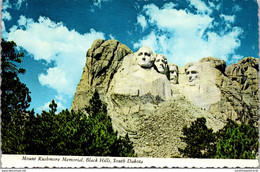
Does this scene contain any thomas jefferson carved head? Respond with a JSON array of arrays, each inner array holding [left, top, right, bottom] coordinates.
[[154, 54, 167, 74], [135, 46, 155, 68], [168, 63, 178, 84]]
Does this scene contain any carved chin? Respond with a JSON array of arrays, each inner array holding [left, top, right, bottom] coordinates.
[[157, 67, 165, 73], [138, 62, 153, 68], [188, 80, 198, 86], [170, 79, 177, 84]]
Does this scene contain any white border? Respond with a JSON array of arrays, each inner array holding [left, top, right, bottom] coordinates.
[[1, 154, 259, 168]]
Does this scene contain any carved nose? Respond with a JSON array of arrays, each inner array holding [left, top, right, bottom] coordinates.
[[142, 57, 146, 61]]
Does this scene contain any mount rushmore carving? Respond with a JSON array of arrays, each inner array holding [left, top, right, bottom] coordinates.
[[71, 39, 259, 157], [109, 44, 222, 110]]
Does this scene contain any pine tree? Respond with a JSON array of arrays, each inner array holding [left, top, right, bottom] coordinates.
[[83, 90, 135, 156], [178, 117, 217, 158], [215, 119, 259, 159], [179, 117, 259, 159], [1, 39, 32, 154], [1, 39, 31, 121]]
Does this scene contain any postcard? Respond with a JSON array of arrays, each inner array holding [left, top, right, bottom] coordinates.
[[1, 0, 259, 169]]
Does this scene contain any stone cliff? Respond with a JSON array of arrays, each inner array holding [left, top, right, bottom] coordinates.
[[71, 39, 132, 111], [71, 39, 259, 158]]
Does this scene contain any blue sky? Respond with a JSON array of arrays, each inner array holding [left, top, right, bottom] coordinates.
[[2, 0, 259, 113]]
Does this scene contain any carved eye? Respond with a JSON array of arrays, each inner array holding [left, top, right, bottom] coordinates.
[[191, 71, 197, 74], [138, 52, 143, 56], [156, 59, 160, 62], [144, 52, 150, 57]]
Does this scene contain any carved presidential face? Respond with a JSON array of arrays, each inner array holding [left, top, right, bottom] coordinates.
[[186, 65, 199, 85], [155, 54, 167, 74], [169, 65, 178, 84], [136, 47, 154, 68]]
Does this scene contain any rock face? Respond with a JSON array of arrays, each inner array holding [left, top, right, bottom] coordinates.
[[225, 57, 259, 123], [71, 39, 133, 111], [71, 39, 259, 157]]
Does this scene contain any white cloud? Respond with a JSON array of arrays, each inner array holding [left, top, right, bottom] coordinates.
[[2, 0, 12, 21], [162, 2, 177, 9], [7, 16, 105, 101], [93, 0, 109, 9], [109, 34, 115, 39], [208, 1, 220, 11], [135, 3, 243, 66], [143, 4, 212, 33], [127, 31, 132, 36], [134, 2, 141, 10], [93, 0, 102, 8], [55, 95, 65, 102], [37, 100, 66, 113], [232, 54, 243, 60], [208, 1, 222, 11], [2, 0, 12, 38], [137, 14, 148, 31], [188, 0, 212, 14], [220, 14, 235, 24], [38, 67, 72, 95], [90, 0, 110, 12], [134, 31, 158, 50], [2, 0, 26, 21], [232, 4, 242, 12], [15, 0, 25, 9], [2, 11, 12, 21], [3, 0, 11, 10], [17, 15, 28, 25]]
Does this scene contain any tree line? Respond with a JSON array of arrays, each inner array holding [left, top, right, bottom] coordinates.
[[178, 117, 259, 159]]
